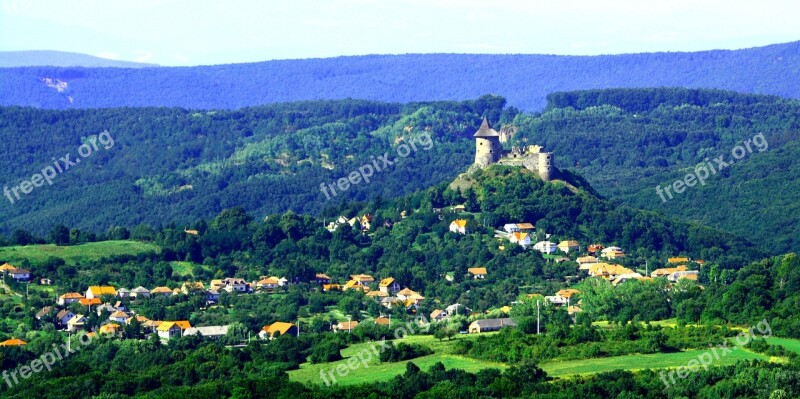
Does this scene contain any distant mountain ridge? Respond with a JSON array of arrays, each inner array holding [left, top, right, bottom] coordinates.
[[0, 50, 159, 68], [1, 42, 799, 110]]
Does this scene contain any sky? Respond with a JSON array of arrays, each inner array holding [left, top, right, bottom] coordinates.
[[1, 0, 799, 66]]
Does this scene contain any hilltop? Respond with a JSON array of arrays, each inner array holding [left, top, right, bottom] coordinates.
[[1, 41, 800, 110], [0, 50, 159, 68]]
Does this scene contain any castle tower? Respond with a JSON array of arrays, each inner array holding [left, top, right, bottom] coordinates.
[[537, 152, 554, 181], [474, 117, 503, 167]]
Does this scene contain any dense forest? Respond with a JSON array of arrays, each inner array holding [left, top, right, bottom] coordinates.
[[1, 41, 800, 110], [513, 88, 800, 253]]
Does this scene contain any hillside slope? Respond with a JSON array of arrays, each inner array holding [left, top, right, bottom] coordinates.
[[0, 50, 159, 68], [1, 42, 799, 110]]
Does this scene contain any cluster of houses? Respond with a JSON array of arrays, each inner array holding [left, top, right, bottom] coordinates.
[[321, 274, 428, 310]]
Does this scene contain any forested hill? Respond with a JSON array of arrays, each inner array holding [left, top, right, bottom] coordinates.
[[2, 41, 800, 110], [513, 88, 800, 253]]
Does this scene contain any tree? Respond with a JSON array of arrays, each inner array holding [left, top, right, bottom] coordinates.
[[50, 224, 70, 246]]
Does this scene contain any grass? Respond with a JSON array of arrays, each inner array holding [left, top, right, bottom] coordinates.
[[289, 334, 505, 386], [0, 240, 160, 266], [540, 348, 770, 377], [767, 337, 800, 354], [171, 261, 196, 277]]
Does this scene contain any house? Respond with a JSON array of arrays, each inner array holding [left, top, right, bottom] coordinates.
[[143, 320, 163, 333], [509, 232, 532, 248], [668, 257, 690, 264], [85, 286, 117, 299], [315, 273, 332, 284], [66, 314, 87, 332], [468, 318, 517, 333], [468, 267, 488, 279], [667, 270, 699, 282], [374, 317, 391, 326], [259, 322, 297, 339], [533, 241, 557, 254], [205, 290, 220, 304], [98, 323, 121, 336], [503, 223, 520, 233], [36, 306, 55, 320], [557, 240, 580, 253], [344, 274, 374, 291], [181, 282, 206, 294], [430, 309, 447, 321], [130, 286, 151, 299], [366, 290, 389, 299], [546, 290, 580, 306], [184, 228, 199, 236], [256, 277, 280, 292], [222, 278, 248, 293], [360, 214, 374, 231], [0, 263, 16, 273], [150, 286, 173, 297], [600, 247, 625, 260], [58, 292, 85, 306], [78, 298, 102, 307], [0, 338, 27, 347], [576, 256, 599, 269], [116, 288, 131, 298], [56, 309, 76, 326], [587, 244, 605, 255], [588, 263, 635, 280], [379, 277, 400, 294], [516, 223, 535, 231], [396, 288, 425, 303], [449, 219, 468, 234], [209, 279, 226, 291], [184, 325, 229, 340], [445, 303, 469, 316], [157, 321, 191, 340], [333, 321, 359, 333], [8, 268, 31, 281], [109, 310, 129, 323], [611, 273, 649, 286], [650, 265, 687, 278], [322, 284, 341, 292]]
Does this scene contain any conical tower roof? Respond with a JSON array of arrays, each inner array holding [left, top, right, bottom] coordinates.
[[473, 117, 500, 137]]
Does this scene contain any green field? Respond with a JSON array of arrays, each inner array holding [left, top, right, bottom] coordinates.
[[0, 240, 160, 266], [288, 334, 506, 385], [766, 337, 800, 354]]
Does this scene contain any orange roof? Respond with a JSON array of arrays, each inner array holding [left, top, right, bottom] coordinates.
[[379, 277, 396, 287], [337, 321, 359, 330], [468, 267, 488, 275], [79, 298, 102, 306], [350, 274, 374, 282], [0, 338, 26, 346], [109, 311, 128, 318], [60, 292, 85, 299], [258, 277, 280, 285], [157, 321, 191, 331], [668, 257, 690, 264], [0, 263, 16, 272], [511, 232, 529, 241], [99, 323, 121, 334], [374, 317, 391, 326], [87, 286, 117, 296], [263, 322, 296, 337], [315, 273, 332, 280], [556, 289, 581, 298], [151, 286, 173, 293], [451, 219, 467, 228], [515, 223, 535, 230], [322, 284, 341, 291]]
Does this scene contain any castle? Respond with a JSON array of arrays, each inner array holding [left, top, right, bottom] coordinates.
[[473, 117, 554, 181]]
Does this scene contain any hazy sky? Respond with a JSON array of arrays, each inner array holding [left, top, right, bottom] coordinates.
[[1, 0, 799, 66]]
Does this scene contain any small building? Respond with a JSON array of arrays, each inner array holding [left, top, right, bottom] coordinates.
[[333, 321, 359, 333], [374, 317, 391, 326], [0, 338, 27, 347], [184, 325, 229, 340], [109, 310, 129, 324], [222, 278, 248, 293], [36, 306, 55, 320], [130, 286, 151, 299], [587, 244, 605, 255], [576, 256, 599, 269], [509, 232, 532, 248], [396, 288, 425, 303], [259, 322, 297, 339], [116, 288, 131, 298], [651, 265, 687, 278], [150, 286, 173, 297], [58, 292, 85, 306], [85, 286, 117, 299], [588, 263, 635, 280], [430, 309, 447, 321], [181, 282, 206, 295], [667, 270, 699, 282], [79, 297, 102, 307], [468, 318, 517, 334], [314, 273, 332, 284], [98, 323, 121, 336], [468, 267, 488, 279], [379, 277, 401, 293], [533, 241, 557, 254], [600, 247, 625, 260], [557, 240, 580, 253], [157, 321, 191, 340], [668, 257, 690, 264], [449, 219, 468, 235], [56, 309, 76, 326], [66, 314, 87, 332], [205, 290, 220, 304], [256, 277, 280, 292]]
